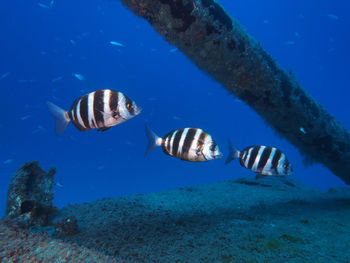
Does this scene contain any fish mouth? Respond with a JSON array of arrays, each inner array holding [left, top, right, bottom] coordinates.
[[214, 150, 223, 159], [134, 106, 142, 116], [216, 153, 223, 159], [206, 152, 222, 160]]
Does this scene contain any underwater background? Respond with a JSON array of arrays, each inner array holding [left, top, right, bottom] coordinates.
[[0, 0, 349, 216]]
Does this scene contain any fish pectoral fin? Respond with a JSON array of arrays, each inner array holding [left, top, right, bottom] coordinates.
[[255, 173, 267, 179], [97, 127, 111, 132], [195, 149, 202, 156]]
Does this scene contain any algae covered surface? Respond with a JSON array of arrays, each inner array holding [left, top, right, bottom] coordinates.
[[0, 220, 123, 262], [2, 177, 349, 262]]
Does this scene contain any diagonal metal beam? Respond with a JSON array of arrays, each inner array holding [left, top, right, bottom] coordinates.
[[119, 0, 350, 184]]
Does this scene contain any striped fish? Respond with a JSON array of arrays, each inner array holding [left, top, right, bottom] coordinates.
[[225, 142, 293, 177], [145, 125, 222, 162], [47, 89, 141, 135]]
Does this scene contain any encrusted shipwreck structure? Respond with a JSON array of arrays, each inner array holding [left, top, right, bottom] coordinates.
[[4, 161, 57, 226], [118, 0, 350, 184]]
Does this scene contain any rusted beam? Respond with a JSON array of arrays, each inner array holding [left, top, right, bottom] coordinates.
[[119, 0, 350, 184]]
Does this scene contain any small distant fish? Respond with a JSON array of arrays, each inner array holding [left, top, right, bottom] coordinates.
[[51, 76, 63, 82], [38, 3, 50, 8], [73, 73, 86, 81], [300, 127, 307, 134], [172, 116, 182, 121], [46, 89, 142, 135], [55, 176, 63, 188], [327, 14, 339, 20], [110, 41, 125, 47], [81, 32, 90, 37], [3, 159, 13, 165], [21, 115, 31, 121], [169, 48, 178, 53], [125, 140, 133, 146], [285, 41, 295, 45], [0, 72, 10, 80], [32, 125, 46, 134], [225, 142, 293, 177], [145, 126, 222, 162]]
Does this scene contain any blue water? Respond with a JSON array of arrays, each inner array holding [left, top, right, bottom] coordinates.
[[0, 0, 349, 216]]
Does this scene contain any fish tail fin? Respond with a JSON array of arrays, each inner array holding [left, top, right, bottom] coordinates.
[[145, 124, 162, 156], [225, 140, 240, 164], [46, 101, 70, 136]]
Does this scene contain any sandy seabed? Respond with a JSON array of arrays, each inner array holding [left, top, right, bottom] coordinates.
[[1, 176, 350, 263]]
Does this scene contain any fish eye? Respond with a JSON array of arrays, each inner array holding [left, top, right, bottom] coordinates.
[[210, 144, 216, 151], [127, 103, 133, 110]]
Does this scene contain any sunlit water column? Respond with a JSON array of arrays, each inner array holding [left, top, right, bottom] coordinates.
[[119, 0, 350, 184]]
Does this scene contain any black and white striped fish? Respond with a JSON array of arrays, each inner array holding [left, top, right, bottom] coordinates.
[[145, 126, 222, 162], [47, 89, 142, 135], [225, 142, 293, 177]]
